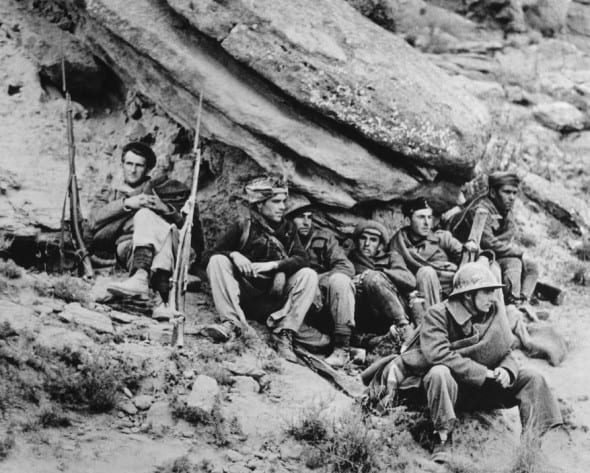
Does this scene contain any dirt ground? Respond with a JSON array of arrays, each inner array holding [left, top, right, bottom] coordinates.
[[1, 4, 590, 473]]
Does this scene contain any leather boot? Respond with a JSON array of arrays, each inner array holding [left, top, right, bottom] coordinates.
[[273, 330, 297, 363]]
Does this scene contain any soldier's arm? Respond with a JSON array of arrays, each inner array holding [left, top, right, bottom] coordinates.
[[89, 185, 129, 233], [201, 221, 243, 267], [480, 216, 523, 258], [382, 250, 416, 292], [436, 230, 464, 264], [325, 235, 355, 277], [277, 231, 309, 276], [421, 306, 489, 387]]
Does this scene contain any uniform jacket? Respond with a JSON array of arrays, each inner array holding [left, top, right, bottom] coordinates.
[[206, 209, 309, 278], [454, 196, 522, 259], [362, 298, 518, 390], [390, 227, 462, 275], [348, 247, 416, 293], [89, 175, 190, 251], [301, 228, 354, 277]]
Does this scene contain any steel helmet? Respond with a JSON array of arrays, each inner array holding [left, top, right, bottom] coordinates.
[[449, 262, 504, 297]]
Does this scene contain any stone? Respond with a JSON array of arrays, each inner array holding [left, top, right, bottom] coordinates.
[[109, 310, 140, 324], [525, 0, 571, 36], [118, 401, 138, 416], [279, 441, 304, 461], [20, 16, 108, 97], [532, 102, 586, 131], [224, 362, 266, 380], [59, 303, 115, 334], [230, 376, 260, 395], [35, 326, 94, 352], [145, 401, 176, 432], [186, 375, 220, 415], [123, 387, 133, 399], [225, 450, 245, 463], [521, 172, 590, 233], [77, 0, 489, 212], [132, 394, 154, 411]]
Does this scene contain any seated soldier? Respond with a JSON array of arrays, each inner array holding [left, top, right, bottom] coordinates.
[[391, 198, 477, 310], [453, 172, 539, 308], [348, 220, 416, 344], [90, 142, 199, 320], [362, 262, 562, 464], [204, 176, 317, 363], [286, 197, 355, 368]]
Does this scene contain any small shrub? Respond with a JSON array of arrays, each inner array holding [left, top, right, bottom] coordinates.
[[286, 403, 329, 443], [154, 455, 199, 473], [50, 276, 90, 304], [38, 404, 71, 428], [508, 424, 543, 473], [0, 432, 15, 460], [0, 259, 21, 279], [171, 395, 215, 426]]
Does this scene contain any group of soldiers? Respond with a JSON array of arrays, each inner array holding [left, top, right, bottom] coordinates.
[[89, 142, 562, 463]]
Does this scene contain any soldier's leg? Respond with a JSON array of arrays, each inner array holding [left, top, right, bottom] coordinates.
[[416, 266, 442, 309], [361, 270, 411, 338], [267, 268, 318, 334], [206, 254, 249, 330], [498, 257, 523, 304], [521, 258, 539, 302], [423, 365, 459, 432], [507, 368, 563, 433], [320, 272, 355, 367]]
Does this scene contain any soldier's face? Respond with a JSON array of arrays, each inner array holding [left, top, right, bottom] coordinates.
[[409, 208, 433, 238], [258, 194, 287, 223], [491, 185, 518, 212], [473, 288, 496, 313], [358, 232, 382, 258], [122, 151, 148, 186], [293, 211, 313, 237]]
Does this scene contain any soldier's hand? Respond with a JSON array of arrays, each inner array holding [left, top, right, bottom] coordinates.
[[146, 193, 169, 213], [230, 252, 254, 277], [124, 194, 148, 210], [464, 240, 479, 254], [252, 261, 278, 277], [399, 324, 414, 343], [493, 367, 511, 388]]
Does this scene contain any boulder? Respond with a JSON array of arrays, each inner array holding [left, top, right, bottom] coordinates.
[[525, 0, 572, 36], [132, 394, 154, 411], [59, 303, 115, 334], [76, 0, 490, 199], [532, 102, 586, 131], [521, 172, 590, 233], [186, 375, 220, 415], [230, 376, 260, 395]]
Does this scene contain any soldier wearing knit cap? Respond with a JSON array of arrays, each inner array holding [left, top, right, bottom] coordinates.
[[453, 172, 539, 307], [348, 220, 416, 343], [391, 198, 478, 311], [204, 175, 317, 362]]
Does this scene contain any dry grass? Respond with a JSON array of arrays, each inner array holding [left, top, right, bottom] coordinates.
[[0, 431, 15, 460], [508, 424, 544, 473], [153, 455, 206, 473], [0, 259, 22, 279]]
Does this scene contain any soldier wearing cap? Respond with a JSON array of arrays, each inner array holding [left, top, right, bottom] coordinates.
[[90, 142, 202, 320], [362, 262, 562, 463], [348, 220, 416, 343], [204, 176, 316, 362], [390, 197, 478, 309], [285, 197, 355, 368], [453, 172, 539, 306]]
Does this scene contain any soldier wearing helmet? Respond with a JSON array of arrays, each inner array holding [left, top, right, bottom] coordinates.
[[361, 262, 562, 464], [203, 175, 316, 362]]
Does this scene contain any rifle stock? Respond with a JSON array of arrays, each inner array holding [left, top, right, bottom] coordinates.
[[460, 207, 489, 266], [170, 91, 204, 347]]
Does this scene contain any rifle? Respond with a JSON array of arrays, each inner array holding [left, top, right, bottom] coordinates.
[[58, 56, 94, 280], [460, 207, 489, 266], [170, 91, 204, 348]]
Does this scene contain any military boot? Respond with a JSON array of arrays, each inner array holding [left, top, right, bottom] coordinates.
[[273, 330, 298, 363]]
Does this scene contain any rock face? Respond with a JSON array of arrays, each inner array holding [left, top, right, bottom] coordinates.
[[68, 0, 489, 211], [532, 102, 586, 131]]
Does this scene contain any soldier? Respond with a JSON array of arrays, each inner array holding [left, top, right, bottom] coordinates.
[[90, 142, 202, 320], [452, 172, 539, 307], [362, 262, 562, 463], [391, 198, 478, 309], [204, 176, 317, 362], [348, 220, 416, 343], [286, 198, 355, 368]]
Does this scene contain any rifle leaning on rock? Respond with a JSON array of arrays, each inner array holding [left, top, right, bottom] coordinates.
[[170, 91, 204, 348], [58, 56, 94, 280]]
